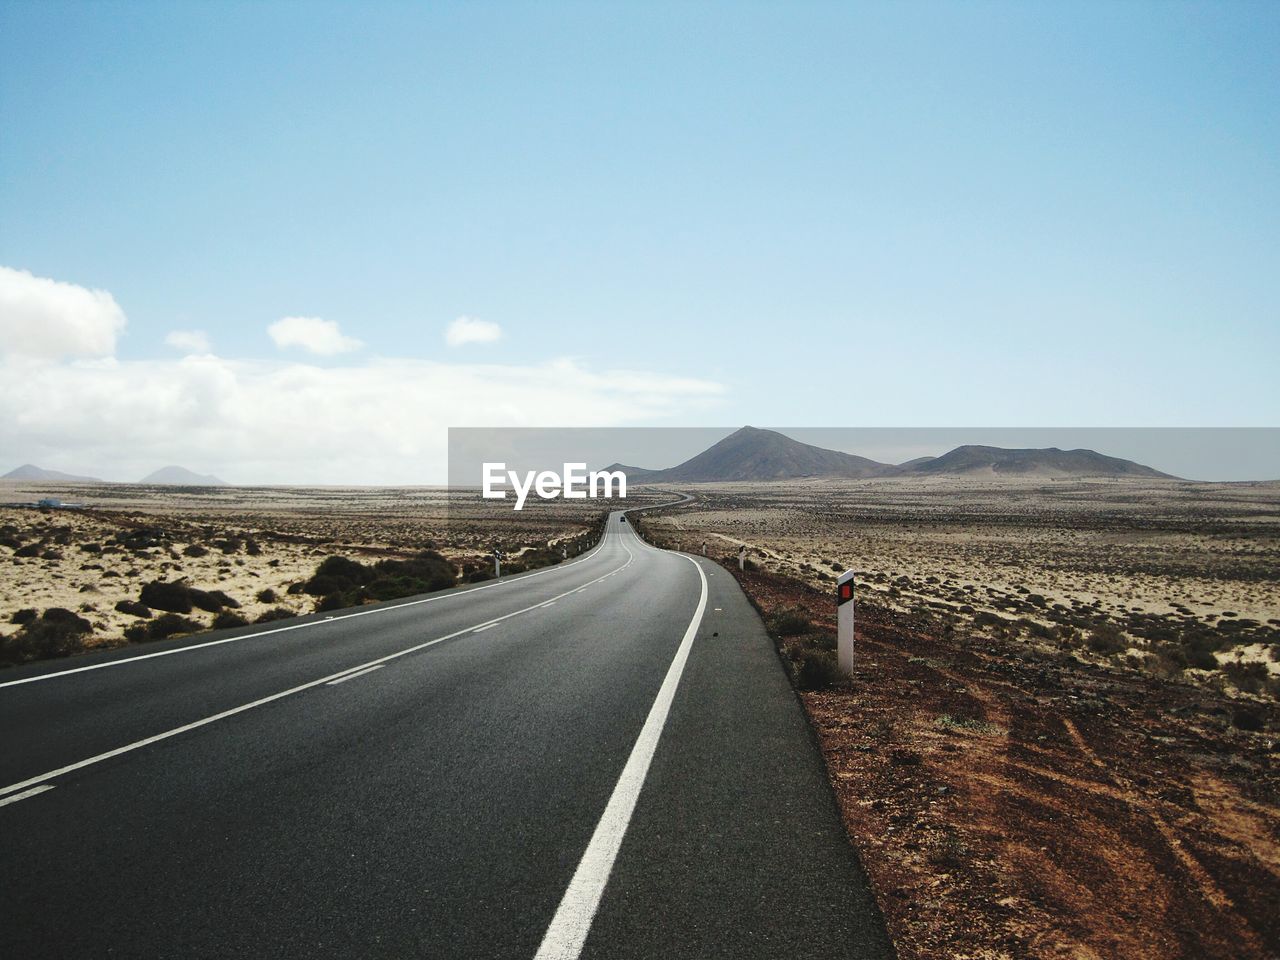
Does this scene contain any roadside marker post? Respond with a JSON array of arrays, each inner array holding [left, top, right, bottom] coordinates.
[[837, 569, 855, 675], [494, 549, 503, 579], [738, 546, 747, 571]]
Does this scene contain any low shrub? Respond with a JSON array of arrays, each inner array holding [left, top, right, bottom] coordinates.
[[188, 588, 239, 613], [303, 551, 457, 611], [255, 607, 295, 624], [770, 608, 811, 637], [1185, 646, 1219, 671], [212, 611, 249, 630], [795, 650, 843, 690], [0, 607, 92, 665], [115, 599, 152, 619], [1086, 624, 1127, 656], [126, 613, 202, 642], [140, 580, 194, 614], [1222, 660, 1268, 694]]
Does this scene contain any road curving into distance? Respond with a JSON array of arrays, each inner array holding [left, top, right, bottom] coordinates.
[[0, 504, 892, 959]]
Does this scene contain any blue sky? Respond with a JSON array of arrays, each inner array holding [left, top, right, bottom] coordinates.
[[1, 1, 1277, 481]]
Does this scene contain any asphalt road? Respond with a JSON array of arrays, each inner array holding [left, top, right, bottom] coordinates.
[[1, 510, 892, 959]]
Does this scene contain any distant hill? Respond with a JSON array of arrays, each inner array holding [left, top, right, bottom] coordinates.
[[620, 426, 895, 482], [902, 445, 1176, 479], [2, 464, 103, 483], [139, 466, 228, 486], [600, 463, 659, 481], [608, 429, 1176, 483]]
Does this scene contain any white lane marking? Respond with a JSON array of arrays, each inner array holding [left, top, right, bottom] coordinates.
[[0, 533, 617, 690], [0, 785, 54, 808], [325, 665, 384, 685], [0, 542, 638, 800], [472, 624, 496, 634], [534, 553, 708, 960]]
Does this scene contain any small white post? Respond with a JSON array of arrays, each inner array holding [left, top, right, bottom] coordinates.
[[837, 569, 856, 675], [738, 545, 747, 571], [494, 549, 502, 579], [701, 539, 707, 556]]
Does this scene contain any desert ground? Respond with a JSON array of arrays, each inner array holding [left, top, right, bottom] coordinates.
[[636, 478, 1279, 958], [644, 476, 1280, 698], [0, 480, 641, 661]]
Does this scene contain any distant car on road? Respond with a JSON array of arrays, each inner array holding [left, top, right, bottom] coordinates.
[[620, 515, 627, 523]]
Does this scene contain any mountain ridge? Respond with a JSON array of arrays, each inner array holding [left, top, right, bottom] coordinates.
[[610, 428, 1177, 483], [1, 464, 104, 483], [139, 465, 228, 486]]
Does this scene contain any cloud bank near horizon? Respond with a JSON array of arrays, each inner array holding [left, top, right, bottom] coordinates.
[[0, 267, 725, 483]]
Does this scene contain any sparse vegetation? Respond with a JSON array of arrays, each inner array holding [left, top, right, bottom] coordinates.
[[125, 613, 202, 642], [212, 611, 249, 630], [795, 649, 843, 690], [769, 608, 811, 637], [302, 550, 457, 610], [1086, 624, 1127, 656], [254, 607, 296, 624], [640, 477, 1280, 702], [0, 607, 92, 665], [936, 714, 1005, 737]]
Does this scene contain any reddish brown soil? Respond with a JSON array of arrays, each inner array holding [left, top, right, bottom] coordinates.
[[732, 564, 1279, 960]]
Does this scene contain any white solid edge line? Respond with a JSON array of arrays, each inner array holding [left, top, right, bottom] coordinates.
[[324, 665, 384, 685], [0, 541, 637, 800], [533, 551, 708, 960], [0, 530, 616, 690], [0, 784, 54, 808]]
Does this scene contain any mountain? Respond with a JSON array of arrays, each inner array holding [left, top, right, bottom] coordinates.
[[139, 466, 229, 486], [609, 429, 1176, 483], [625, 426, 895, 483], [1, 464, 104, 483], [900, 445, 1176, 479], [599, 463, 659, 481]]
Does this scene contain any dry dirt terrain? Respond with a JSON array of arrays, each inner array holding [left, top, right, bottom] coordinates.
[[0, 481, 634, 659], [637, 479, 1279, 959], [645, 477, 1280, 699]]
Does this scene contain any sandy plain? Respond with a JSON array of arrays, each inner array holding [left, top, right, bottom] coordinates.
[[644, 476, 1280, 694], [0, 480, 638, 655]]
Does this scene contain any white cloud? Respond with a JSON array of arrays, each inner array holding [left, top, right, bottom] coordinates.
[[0, 270, 724, 483], [0, 354, 725, 484], [267, 316, 362, 355], [445, 315, 503, 347], [165, 329, 211, 354], [0, 265, 127, 359]]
